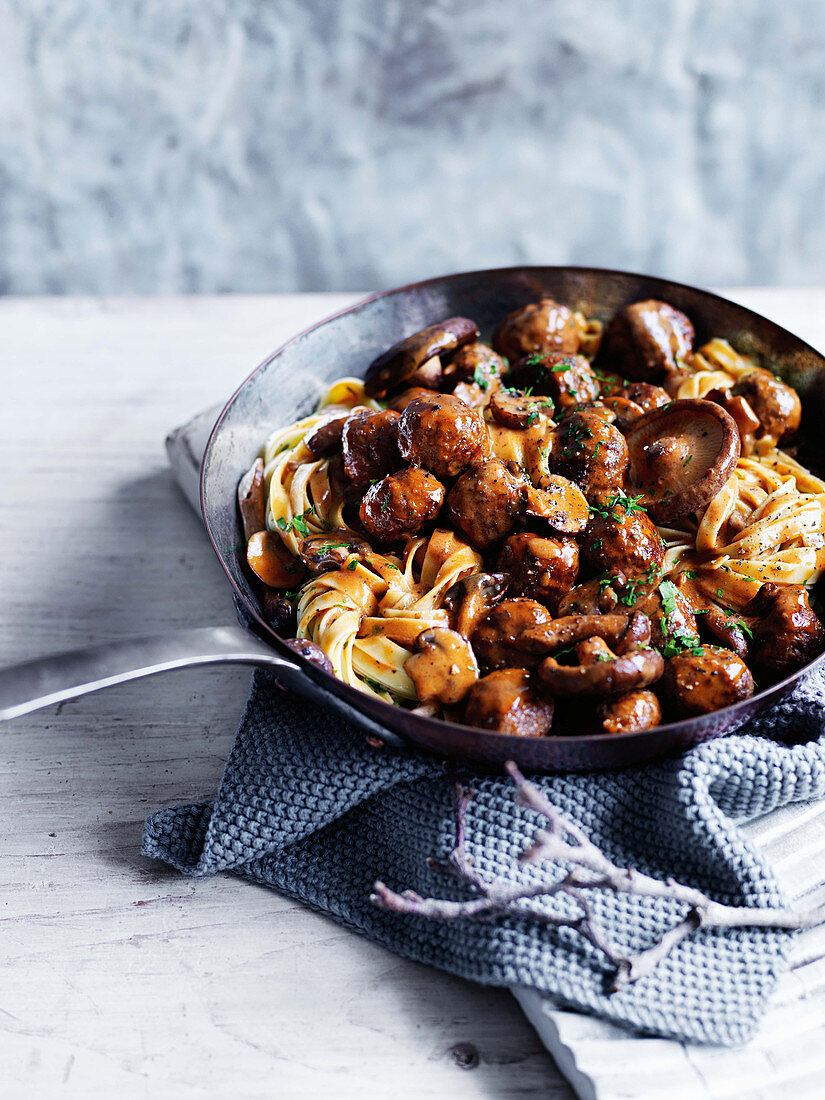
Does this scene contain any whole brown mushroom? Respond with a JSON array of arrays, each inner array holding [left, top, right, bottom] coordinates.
[[537, 634, 664, 698], [463, 669, 554, 737], [364, 317, 479, 398], [444, 572, 509, 638]]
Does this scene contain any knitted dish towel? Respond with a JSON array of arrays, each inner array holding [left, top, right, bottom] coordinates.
[[143, 665, 825, 1047]]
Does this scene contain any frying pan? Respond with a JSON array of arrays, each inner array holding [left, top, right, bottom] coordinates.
[[3, 267, 825, 771]]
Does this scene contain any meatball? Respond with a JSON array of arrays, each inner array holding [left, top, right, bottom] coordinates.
[[492, 299, 582, 362], [582, 499, 664, 580], [747, 583, 825, 678], [463, 669, 553, 737], [443, 342, 507, 391], [359, 467, 445, 542], [603, 300, 694, 381], [342, 409, 401, 488], [507, 352, 600, 413], [732, 369, 801, 446], [661, 646, 754, 717], [499, 533, 579, 613], [549, 409, 629, 500], [446, 458, 526, 548], [596, 691, 662, 734], [471, 598, 553, 671], [396, 393, 489, 478]]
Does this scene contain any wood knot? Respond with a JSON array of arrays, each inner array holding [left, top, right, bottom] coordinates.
[[448, 1041, 480, 1070]]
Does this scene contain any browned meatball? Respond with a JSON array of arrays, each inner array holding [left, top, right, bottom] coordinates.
[[446, 458, 526, 548], [583, 499, 664, 581], [646, 586, 699, 654], [397, 393, 489, 478], [507, 352, 600, 413], [443, 342, 507, 391], [603, 300, 694, 381], [359, 467, 445, 542], [341, 409, 401, 488], [387, 386, 441, 412], [661, 646, 754, 717], [499, 533, 579, 613], [732, 369, 802, 446], [471, 598, 553, 670], [463, 669, 553, 737], [492, 299, 582, 362], [747, 583, 825, 677], [596, 691, 662, 734], [549, 409, 629, 500], [620, 381, 671, 413]]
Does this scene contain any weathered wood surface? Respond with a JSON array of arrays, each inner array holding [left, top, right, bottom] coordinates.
[[0, 294, 571, 1099]]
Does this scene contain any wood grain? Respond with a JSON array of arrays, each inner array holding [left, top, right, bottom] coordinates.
[[0, 294, 569, 1099]]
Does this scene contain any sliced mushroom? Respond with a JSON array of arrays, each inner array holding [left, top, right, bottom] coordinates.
[[599, 395, 645, 432], [596, 691, 662, 734], [299, 531, 371, 572], [524, 476, 589, 535], [360, 467, 445, 543], [471, 598, 554, 670], [306, 414, 349, 457], [492, 299, 583, 362], [661, 646, 753, 717], [238, 458, 266, 540], [463, 668, 553, 737], [364, 317, 479, 398], [706, 390, 761, 456], [537, 634, 664, 697], [746, 583, 825, 678], [284, 637, 334, 675], [625, 399, 740, 523], [499, 533, 579, 614], [489, 389, 555, 430], [405, 627, 479, 706], [262, 590, 297, 635], [444, 572, 510, 638], [442, 342, 507, 391], [247, 530, 306, 588], [602, 299, 694, 381], [521, 611, 653, 655]]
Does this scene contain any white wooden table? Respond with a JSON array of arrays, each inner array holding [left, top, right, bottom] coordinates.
[[2, 289, 823, 1100]]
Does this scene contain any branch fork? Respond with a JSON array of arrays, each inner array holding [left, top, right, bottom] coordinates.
[[371, 762, 825, 991]]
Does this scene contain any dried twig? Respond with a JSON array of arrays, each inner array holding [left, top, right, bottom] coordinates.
[[370, 761, 825, 990]]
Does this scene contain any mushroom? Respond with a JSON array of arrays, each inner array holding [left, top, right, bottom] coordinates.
[[731, 369, 802, 447], [471, 598, 554, 670], [745, 583, 825, 678], [444, 572, 510, 638], [364, 317, 480, 399], [598, 395, 645, 432], [507, 352, 599, 413], [238, 458, 266, 540], [537, 633, 664, 698], [705, 390, 762, 456], [625, 399, 740, 523], [396, 393, 490, 478], [262, 590, 297, 635], [601, 299, 694, 381], [596, 691, 662, 735], [621, 382, 672, 413], [247, 530, 306, 589], [549, 409, 629, 500], [284, 637, 334, 675], [446, 458, 527, 548], [489, 389, 555, 430], [360, 467, 445, 543], [499, 533, 579, 613], [521, 610, 654, 655], [404, 627, 479, 706], [524, 476, 589, 535], [492, 299, 583, 362], [341, 409, 402, 489], [661, 646, 754, 717], [306, 414, 350, 457], [299, 531, 371, 572], [442, 342, 507, 392], [463, 669, 554, 737]]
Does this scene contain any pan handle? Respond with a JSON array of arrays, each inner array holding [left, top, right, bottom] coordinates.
[[0, 625, 402, 747]]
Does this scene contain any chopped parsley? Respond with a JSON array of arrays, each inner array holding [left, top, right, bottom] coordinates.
[[346, 559, 358, 571], [276, 507, 314, 538], [525, 353, 546, 367], [590, 490, 648, 521], [657, 579, 704, 658]]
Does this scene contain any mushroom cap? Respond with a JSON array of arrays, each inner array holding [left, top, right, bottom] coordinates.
[[537, 635, 664, 697], [247, 530, 306, 588], [404, 627, 479, 706], [625, 399, 740, 523], [524, 476, 589, 534], [299, 531, 371, 572], [364, 317, 479, 398], [444, 572, 509, 638]]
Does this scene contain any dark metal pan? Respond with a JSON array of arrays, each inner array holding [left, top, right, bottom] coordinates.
[[3, 267, 825, 770]]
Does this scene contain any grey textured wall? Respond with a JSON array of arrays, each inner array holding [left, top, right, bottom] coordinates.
[[2, 0, 825, 294]]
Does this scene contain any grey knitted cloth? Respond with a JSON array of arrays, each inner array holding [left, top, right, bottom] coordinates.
[[143, 668, 825, 1046]]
